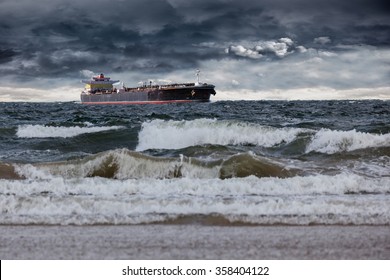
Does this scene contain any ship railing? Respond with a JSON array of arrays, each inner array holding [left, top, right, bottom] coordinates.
[[124, 83, 197, 90]]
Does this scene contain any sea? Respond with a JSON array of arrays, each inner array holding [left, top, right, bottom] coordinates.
[[0, 100, 389, 226]]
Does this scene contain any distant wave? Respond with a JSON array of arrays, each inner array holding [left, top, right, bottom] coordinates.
[[16, 124, 124, 138], [136, 119, 307, 151], [306, 129, 390, 154]]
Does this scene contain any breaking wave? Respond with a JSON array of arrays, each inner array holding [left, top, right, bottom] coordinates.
[[136, 119, 390, 155], [9, 149, 295, 180], [136, 118, 307, 150], [306, 129, 390, 154], [1, 173, 389, 225], [16, 124, 124, 138]]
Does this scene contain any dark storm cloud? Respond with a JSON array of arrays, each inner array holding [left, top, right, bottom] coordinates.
[[0, 0, 389, 80], [0, 48, 18, 63]]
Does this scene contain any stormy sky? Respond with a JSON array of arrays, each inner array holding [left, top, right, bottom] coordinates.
[[0, 0, 389, 101]]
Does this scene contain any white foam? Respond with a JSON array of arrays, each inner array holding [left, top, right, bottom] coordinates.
[[306, 129, 390, 154], [1, 174, 389, 225], [136, 119, 307, 150], [16, 124, 124, 138]]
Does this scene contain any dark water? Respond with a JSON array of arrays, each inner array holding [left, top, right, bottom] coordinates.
[[0, 100, 389, 225]]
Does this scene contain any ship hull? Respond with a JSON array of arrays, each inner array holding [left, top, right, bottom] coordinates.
[[80, 85, 216, 104]]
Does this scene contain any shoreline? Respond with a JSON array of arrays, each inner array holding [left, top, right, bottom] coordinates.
[[1, 225, 389, 259]]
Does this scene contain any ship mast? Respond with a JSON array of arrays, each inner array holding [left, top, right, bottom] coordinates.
[[195, 69, 200, 85]]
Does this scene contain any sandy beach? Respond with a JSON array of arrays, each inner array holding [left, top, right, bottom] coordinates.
[[0, 225, 389, 259]]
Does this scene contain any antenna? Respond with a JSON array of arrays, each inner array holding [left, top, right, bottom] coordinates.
[[195, 69, 200, 84]]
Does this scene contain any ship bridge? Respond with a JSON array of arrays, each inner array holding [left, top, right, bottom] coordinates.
[[81, 74, 119, 93]]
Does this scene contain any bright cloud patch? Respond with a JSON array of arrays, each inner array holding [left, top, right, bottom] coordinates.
[[226, 45, 263, 59], [226, 38, 296, 59]]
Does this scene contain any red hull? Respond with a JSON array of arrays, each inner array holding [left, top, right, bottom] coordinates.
[[81, 99, 210, 105]]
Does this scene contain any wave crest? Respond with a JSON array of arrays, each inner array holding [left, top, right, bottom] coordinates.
[[16, 124, 124, 138], [306, 129, 390, 154], [136, 118, 306, 150], [136, 119, 390, 155], [11, 149, 294, 180]]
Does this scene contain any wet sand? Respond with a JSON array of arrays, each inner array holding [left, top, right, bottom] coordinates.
[[0, 225, 389, 259]]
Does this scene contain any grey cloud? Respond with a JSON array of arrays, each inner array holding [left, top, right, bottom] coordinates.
[[314, 37, 331, 45], [0, 49, 18, 63]]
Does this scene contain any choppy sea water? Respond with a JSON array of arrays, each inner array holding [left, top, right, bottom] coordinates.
[[0, 100, 389, 225]]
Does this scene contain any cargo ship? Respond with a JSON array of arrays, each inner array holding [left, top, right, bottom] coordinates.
[[80, 71, 216, 104]]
